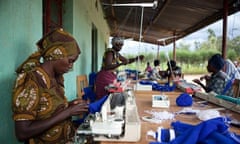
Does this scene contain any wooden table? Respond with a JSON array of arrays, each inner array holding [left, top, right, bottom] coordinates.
[[100, 88, 240, 144]]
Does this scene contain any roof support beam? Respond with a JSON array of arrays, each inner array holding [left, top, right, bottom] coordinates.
[[222, 0, 228, 59]]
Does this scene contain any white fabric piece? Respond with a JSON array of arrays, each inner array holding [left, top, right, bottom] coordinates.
[[147, 127, 176, 142], [176, 107, 200, 114], [157, 127, 162, 142], [147, 130, 156, 139], [197, 109, 221, 121], [144, 110, 175, 120], [142, 116, 162, 124], [169, 129, 176, 141]]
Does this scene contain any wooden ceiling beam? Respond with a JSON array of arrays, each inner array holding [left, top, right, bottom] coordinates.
[[143, 0, 171, 36]]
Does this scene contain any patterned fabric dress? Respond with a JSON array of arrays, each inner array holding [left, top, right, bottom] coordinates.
[[12, 67, 75, 144], [206, 71, 233, 96], [12, 28, 80, 144]]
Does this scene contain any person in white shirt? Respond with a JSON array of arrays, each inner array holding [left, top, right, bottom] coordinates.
[[150, 59, 162, 80], [222, 59, 240, 80]]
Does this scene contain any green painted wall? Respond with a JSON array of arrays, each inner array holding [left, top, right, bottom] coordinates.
[[0, 0, 109, 143], [0, 0, 42, 143], [63, 0, 110, 100]]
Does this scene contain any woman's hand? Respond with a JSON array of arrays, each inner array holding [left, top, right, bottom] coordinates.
[[192, 79, 201, 84], [69, 98, 89, 106], [67, 100, 89, 116], [200, 75, 210, 81]]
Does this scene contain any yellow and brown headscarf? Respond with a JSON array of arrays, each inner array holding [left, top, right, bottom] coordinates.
[[16, 28, 80, 73]]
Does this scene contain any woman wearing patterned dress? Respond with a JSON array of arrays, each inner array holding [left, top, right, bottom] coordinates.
[[12, 28, 88, 144]]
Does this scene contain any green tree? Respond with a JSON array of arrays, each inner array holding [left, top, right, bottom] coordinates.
[[227, 36, 240, 56], [178, 42, 191, 51]]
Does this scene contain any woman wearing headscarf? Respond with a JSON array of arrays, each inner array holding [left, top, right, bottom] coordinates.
[[12, 28, 89, 144], [145, 61, 153, 73], [95, 37, 144, 100], [149, 59, 162, 80], [192, 54, 233, 96]]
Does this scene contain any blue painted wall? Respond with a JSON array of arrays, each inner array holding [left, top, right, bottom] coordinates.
[[0, 0, 109, 143]]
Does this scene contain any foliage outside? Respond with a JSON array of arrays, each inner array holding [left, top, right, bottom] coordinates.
[[120, 29, 240, 75]]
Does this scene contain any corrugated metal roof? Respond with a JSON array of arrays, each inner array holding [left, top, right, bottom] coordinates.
[[100, 0, 239, 45]]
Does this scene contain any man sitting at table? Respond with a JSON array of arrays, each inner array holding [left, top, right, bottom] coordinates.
[[160, 60, 182, 83], [192, 54, 233, 96]]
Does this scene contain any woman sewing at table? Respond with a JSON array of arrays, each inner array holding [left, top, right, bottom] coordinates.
[[192, 53, 233, 96], [12, 28, 89, 144], [95, 36, 144, 100], [149, 59, 162, 80], [145, 61, 153, 73]]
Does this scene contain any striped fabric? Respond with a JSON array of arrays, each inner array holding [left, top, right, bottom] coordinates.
[[95, 70, 117, 99]]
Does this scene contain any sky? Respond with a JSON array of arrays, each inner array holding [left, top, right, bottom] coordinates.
[[118, 11, 240, 55]]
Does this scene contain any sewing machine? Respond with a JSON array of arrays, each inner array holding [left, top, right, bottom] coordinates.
[[76, 90, 141, 142]]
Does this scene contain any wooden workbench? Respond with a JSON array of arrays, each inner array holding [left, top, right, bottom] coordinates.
[[100, 88, 240, 144]]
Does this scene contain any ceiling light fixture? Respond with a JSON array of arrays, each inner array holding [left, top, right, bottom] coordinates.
[[111, 0, 158, 8]]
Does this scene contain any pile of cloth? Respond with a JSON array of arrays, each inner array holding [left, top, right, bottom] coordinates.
[[148, 117, 240, 144]]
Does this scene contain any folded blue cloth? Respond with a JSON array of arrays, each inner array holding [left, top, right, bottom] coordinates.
[[88, 95, 108, 113], [176, 93, 193, 107], [82, 86, 96, 103], [149, 117, 240, 144], [139, 80, 154, 85], [89, 72, 97, 86], [73, 95, 108, 125], [152, 83, 176, 92]]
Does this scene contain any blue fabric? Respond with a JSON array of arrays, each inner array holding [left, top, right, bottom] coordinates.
[[73, 95, 108, 125], [222, 73, 235, 95], [124, 69, 141, 80], [152, 83, 176, 92], [149, 117, 240, 144], [89, 72, 97, 86], [203, 132, 239, 144], [176, 93, 193, 107], [88, 95, 108, 113], [139, 80, 154, 85], [82, 86, 96, 103], [147, 71, 153, 78], [161, 129, 170, 142]]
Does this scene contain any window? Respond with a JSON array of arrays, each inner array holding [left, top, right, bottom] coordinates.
[[91, 23, 98, 72], [43, 0, 63, 34]]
